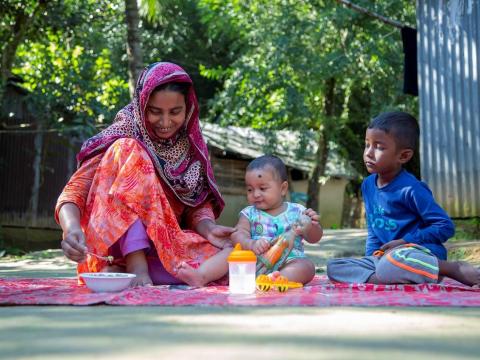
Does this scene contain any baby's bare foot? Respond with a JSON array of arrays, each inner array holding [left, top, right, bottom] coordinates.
[[176, 262, 208, 287], [130, 272, 153, 287]]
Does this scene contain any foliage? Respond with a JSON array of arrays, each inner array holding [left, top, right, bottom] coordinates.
[[451, 218, 480, 242], [8, 0, 129, 136], [198, 0, 418, 179], [140, 0, 239, 117], [4, 0, 419, 178], [4, 0, 238, 131]]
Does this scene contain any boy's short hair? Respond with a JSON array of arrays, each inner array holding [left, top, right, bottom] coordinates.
[[368, 111, 419, 151], [246, 155, 288, 182]]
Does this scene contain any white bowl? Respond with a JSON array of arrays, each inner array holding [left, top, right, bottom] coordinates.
[[80, 273, 136, 293]]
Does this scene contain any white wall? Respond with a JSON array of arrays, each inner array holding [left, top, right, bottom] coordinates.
[[217, 178, 349, 228]]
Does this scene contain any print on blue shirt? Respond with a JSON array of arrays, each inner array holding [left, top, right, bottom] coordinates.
[[361, 169, 455, 260], [368, 205, 398, 232]]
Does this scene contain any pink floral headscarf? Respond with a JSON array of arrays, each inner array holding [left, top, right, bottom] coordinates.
[[77, 62, 224, 216]]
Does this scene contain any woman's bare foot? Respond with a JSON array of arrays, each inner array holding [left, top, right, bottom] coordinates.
[[130, 272, 153, 287], [176, 262, 208, 287], [125, 250, 153, 287], [440, 260, 480, 287], [101, 264, 125, 273], [101, 263, 152, 287]]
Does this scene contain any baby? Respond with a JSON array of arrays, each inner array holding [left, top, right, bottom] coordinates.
[[177, 154, 323, 286], [232, 155, 323, 284]]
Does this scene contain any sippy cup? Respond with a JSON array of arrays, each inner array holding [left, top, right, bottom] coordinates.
[[227, 243, 257, 294]]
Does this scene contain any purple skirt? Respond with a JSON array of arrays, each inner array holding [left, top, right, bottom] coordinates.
[[109, 219, 184, 285]]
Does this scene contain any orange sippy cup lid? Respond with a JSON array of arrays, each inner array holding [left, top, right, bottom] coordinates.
[[227, 243, 257, 262]]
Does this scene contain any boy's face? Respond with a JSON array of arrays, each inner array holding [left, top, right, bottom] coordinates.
[[245, 166, 288, 212], [364, 128, 412, 177]]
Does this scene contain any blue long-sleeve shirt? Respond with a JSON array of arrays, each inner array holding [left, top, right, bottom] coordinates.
[[361, 169, 455, 260]]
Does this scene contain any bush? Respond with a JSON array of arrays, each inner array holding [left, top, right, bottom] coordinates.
[[451, 218, 480, 242]]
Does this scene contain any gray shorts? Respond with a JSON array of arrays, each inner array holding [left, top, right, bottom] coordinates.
[[326, 244, 440, 284]]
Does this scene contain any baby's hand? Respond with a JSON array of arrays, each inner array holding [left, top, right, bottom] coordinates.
[[297, 209, 323, 244], [304, 208, 320, 225], [252, 239, 270, 255], [293, 223, 304, 236]]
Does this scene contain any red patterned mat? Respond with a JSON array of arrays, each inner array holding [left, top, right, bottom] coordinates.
[[1, 275, 479, 306]]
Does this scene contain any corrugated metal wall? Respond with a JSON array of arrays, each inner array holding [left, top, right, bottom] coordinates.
[[417, 0, 480, 217]]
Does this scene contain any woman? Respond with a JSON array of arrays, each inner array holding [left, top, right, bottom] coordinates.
[[56, 62, 234, 286]]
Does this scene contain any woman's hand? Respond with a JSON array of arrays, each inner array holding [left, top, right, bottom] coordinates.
[[61, 225, 87, 262], [59, 203, 87, 262], [207, 224, 236, 249], [197, 219, 236, 249]]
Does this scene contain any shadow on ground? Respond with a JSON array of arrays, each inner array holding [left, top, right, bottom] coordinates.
[[305, 229, 367, 273], [1, 230, 480, 359], [0, 230, 368, 278], [1, 306, 479, 360]]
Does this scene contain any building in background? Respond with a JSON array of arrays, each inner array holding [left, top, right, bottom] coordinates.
[[201, 123, 356, 228]]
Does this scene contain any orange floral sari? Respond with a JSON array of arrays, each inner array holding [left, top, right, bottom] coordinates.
[[56, 63, 225, 282], [57, 138, 220, 280]]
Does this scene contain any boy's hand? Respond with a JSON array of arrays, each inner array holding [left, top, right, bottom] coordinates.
[[380, 239, 406, 252], [252, 238, 270, 255]]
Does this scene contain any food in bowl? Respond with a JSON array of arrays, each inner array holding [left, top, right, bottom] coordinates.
[[80, 272, 136, 293]]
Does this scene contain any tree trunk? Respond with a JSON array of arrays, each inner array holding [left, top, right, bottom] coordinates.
[[306, 130, 327, 211], [125, 0, 143, 99], [306, 78, 335, 211], [29, 123, 44, 227], [0, 1, 46, 105]]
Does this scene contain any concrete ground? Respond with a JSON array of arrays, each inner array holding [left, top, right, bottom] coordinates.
[[1, 229, 480, 360]]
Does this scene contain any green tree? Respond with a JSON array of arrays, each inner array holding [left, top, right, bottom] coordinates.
[[6, 0, 130, 224], [11, 0, 129, 134], [140, 0, 238, 117], [125, 0, 143, 98], [0, 0, 47, 103], [198, 0, 417, 211]]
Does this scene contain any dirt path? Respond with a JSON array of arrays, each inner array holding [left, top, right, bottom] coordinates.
[[0, 229, 368, 278], [1, 229, 480, 360], [1, 306, 479, 360]]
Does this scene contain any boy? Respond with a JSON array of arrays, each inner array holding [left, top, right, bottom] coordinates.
[[327, 111, 479, 287]]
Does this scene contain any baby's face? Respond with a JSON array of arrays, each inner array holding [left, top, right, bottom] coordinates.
[[245, 167, 287, 213]]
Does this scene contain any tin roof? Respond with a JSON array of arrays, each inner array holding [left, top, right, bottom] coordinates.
[[201, 122, 356, 178]]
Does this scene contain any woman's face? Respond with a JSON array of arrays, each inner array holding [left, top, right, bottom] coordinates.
[[145, 89, 187, 139]]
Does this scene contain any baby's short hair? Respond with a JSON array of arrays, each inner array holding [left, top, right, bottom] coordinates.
[[368, 111, 419, 151], [246, 155, 288, 182]]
